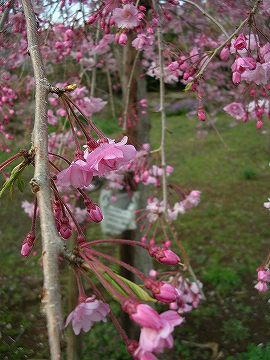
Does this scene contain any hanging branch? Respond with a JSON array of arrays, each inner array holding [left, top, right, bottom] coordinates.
[[90, 23, 100, 97], [21, 0, 64, 359], [122, 51, 140, 132], [152, 0, 168, 216], [106, 65, 116, 119], [195, 0, 262, 80], [182, 0, 228, 37]]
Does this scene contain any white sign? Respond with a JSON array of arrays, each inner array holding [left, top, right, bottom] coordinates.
[[99, 189, 140, 236]]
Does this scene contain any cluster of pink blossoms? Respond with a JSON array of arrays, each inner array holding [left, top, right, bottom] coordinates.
[[57, 136, 136, 189], [104, 143, 173, 192], [141, 190, 201, 228], [255, 269, 270, 293], [170, 276, 203, 314], [223, 32, 270, 129]]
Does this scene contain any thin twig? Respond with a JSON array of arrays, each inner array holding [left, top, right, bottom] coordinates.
[[122, 51, 140, 131], [195, 0, 262, 80], [152, 0, 168, 216], [182, 0, 228, 37]]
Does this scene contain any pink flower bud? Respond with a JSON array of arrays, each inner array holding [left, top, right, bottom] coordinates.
[[169, 302, 178, 310], [59, 217, 72, 240], [87, 15, 96, 25], [88, 203, 103, 223], [258, 270, 268, 281], [149, 269, 157, 278], [145, 279, 178, 303], [232, 71, 241, 85], [256, 107, 264, 118], [256, 120, 263, 129], [234, 33, 246, 50], [183, 72, 190, 81], [166, 165, 174, 174], [21, 232, 35, 257], [220, 47, 230, 61], [118, 33, 128, 46], [198, 109, 206, 122], [21, 242, 33, 257], [149, 247, 180, 265], [250, 88, 256, 97]]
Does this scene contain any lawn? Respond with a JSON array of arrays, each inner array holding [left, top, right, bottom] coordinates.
[[1, 110, 270, 359]]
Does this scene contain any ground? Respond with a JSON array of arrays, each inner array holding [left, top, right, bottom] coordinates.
[[1, 110, 270, 359]]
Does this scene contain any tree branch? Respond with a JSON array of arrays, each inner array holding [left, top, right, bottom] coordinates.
[[195, 0, 262, 80], [152, 0, 168, 216], [21, 0, 64, 359], [182, 0, 228, 37]]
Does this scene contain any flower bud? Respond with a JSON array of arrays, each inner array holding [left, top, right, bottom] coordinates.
[[87, 15, 96, 25], [220, 47, 230, 61], [118, 33, 128, 46], [21, 232, 35, 257], [198, 109, 206, 122], [256, 120, 263, 129], [233, 33, 246, 50], [232, 71, 241, 85], [59, 217, 72, 240], [87, 203, 103, 223], [149, 247, 180, 265], [144, 279, 178, 303]]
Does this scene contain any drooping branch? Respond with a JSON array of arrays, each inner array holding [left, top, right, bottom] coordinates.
[[182, 0, 228, 37], [195, 0, 262, 80], [152, 0, 168, 216], [21, 0, 64, 359]]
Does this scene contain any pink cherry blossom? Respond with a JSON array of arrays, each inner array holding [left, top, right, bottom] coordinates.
[[232, 57, 256, 73], [170, 276, 203, 314], [56, 160, 93, 188], [242, 62, 270, 85], [233, 33, 247, 50], [86, 136, 136, 176], [136, 311, 183, 356], [65, 297, 110, 335], [129, 304, 163, 329], [223, 102, 245, 120], [112, 4, 140, 29], [255, 281, 268, 292], [182, 190, 201, 210]]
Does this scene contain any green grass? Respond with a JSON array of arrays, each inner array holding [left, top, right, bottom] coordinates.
[[1, 112, 270, 359]]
